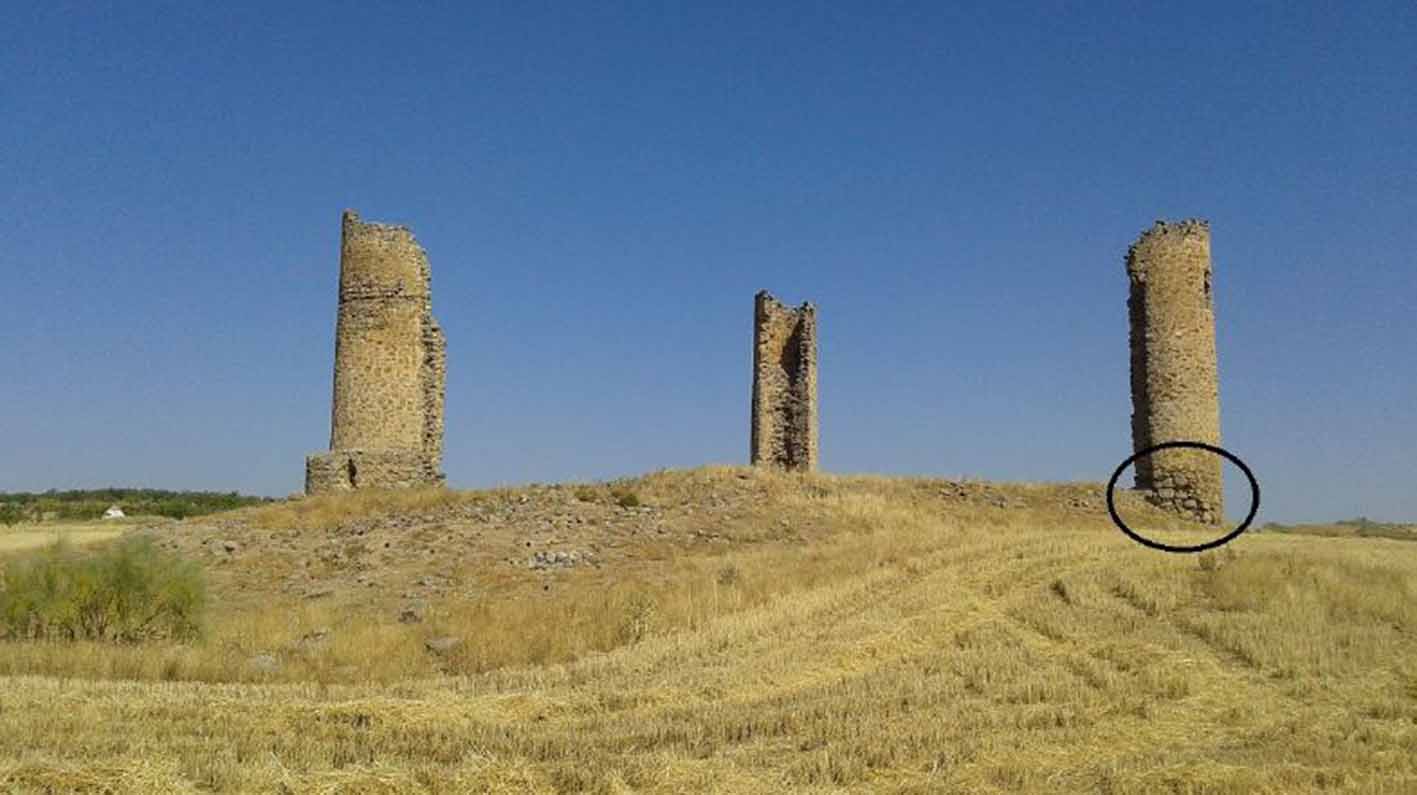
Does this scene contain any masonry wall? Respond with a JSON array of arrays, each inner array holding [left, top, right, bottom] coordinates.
[[1126, 219, 1223, 523], [751, 291, 819, 471], [305, 449, 443, 494], [306, 210, 445, 495]]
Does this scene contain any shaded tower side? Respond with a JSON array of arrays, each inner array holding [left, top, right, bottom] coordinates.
[[751, 291, 819, 471], [306, 210, 445, 494], [1126, 219, 1223, 523], [421, 316, 446, 484]]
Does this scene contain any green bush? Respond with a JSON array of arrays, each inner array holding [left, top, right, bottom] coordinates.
[[0, 503, 22, 527], [612, 489, 641, 509], [0, 536, 206, 642]]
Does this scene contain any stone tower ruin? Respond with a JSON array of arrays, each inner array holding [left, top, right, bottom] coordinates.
[[751, 291, 818, 472], [1126, 219, 1222, 523], [305, 210, 446, 495]]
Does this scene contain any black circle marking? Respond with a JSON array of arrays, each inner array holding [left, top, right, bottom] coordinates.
[[1105, 441, 1260, 554]]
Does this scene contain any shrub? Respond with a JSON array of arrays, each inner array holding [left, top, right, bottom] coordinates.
[[617, 592, 659, 644], [716, 562, 741, 586], [612, 489, 641, 509], [0, 536, 206, 642]]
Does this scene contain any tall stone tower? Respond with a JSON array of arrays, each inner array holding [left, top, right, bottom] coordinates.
[[751, 291, 818, 472], [1126, 219, 1222, 523], [305, 210, 446, 494]]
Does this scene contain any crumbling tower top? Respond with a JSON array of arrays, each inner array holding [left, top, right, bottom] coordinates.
[[337, 210, 431, 303]]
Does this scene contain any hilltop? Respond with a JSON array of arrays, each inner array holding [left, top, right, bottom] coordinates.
[[147, 467, 1151, 623], [0, 467, 1414, 793]]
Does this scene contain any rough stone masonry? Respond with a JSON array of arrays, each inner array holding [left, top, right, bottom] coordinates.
[[751, 291, 818, 471], [1126, 219, 1223, 523], [305, 210, 446, 494]]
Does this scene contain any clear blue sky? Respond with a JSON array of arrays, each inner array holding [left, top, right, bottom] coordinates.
[[2, 2, 1413, 524]]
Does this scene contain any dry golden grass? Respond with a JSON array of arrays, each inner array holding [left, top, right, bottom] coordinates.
[[1, 467, 1415, 792], [236, 486, 495, 532], [0, 521, 128, 553]]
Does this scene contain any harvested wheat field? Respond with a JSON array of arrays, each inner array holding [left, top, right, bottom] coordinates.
[[1, 467, 1415, 793], [0, 521, 130, 555]]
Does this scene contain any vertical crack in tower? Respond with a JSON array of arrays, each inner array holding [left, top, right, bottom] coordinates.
[[751, 291, 819, 472], [1126, 219, 1223, 523], [305, 210, 447, 494]]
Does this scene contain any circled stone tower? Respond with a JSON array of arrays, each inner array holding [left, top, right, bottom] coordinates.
[[1126, 219, 1222, 523], [305, 210, 446, 494]]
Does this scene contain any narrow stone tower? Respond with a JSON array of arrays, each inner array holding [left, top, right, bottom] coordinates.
[[1126, 219, 1222, 523], [751, 291, 818, 471], [305, 210, 446, 494]]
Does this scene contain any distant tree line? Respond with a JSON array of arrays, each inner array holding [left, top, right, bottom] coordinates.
[[0, 488, 271, 525]]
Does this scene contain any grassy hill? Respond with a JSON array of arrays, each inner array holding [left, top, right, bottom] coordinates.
[[0, 467, 1414, 792]]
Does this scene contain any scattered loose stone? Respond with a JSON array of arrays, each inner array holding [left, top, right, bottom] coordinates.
[[295, 628, 330, 651], [424, 636, 462, 655], [528, 550, 592, 570]]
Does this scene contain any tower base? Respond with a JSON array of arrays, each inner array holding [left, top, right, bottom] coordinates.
[[305, 449, 445, 495]]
